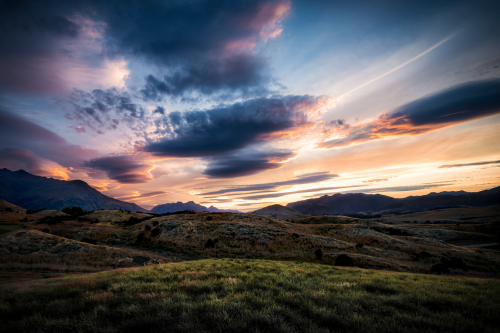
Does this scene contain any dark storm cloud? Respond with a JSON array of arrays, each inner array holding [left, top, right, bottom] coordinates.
[[66, 87, 147, 133], [0, 0, 289, 96], [199, 172, 338, 196], [320, 79, 500, 148], [83, 155, 153, 184], [0, 109, 98, 167], [145, 95, 324, 157], [140, 54, 270, 101], [438, 160, 500, 168], [203, 150, 294, 178]]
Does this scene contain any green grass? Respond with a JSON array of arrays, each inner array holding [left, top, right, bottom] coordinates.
[[0, 224, 25, 235], [1, 259, 499, 333]]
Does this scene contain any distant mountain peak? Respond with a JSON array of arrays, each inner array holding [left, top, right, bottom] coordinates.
[[152, 201, 241, 214]]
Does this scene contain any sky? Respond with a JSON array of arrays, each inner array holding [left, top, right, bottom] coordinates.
[[0, 0, 499, 211]]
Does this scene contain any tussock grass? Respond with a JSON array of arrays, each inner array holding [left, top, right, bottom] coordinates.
[[1, 259, 499, 333]]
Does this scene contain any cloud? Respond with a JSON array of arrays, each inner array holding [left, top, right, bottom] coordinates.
[[320, 79, 500, 148], [0, 109, 99, 168], [145, 95, 329, 157], [118, 191, 168, 201], [199, 172, 338, 196], [438, 160, 500, 168], [0, 0, 290, 96], [140, 54, 271, 101], [66, 87, 147, 134], [0, 148, 44, 174], [83, 155, 153, 184], [203, 150, 294, 178]]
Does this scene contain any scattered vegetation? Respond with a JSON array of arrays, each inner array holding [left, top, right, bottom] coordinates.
[[0, 224, 25, 236]]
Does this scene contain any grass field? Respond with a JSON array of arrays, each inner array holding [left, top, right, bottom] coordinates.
[[1, 259, 499, 333]]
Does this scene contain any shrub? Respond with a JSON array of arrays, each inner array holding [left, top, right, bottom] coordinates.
[[205, 239, 215, 248], [136, 233, 145, 243], [356, 243, 363, 248], [62, 207, 87, 216], [152, 221, 159, 226], [431, 263, 450, 275], [335, 254, 353, 267], [145, 225, 151, 231], [314, 248, 322, 260], [151, 228, 161, 237], [207, 216, 213, 221]]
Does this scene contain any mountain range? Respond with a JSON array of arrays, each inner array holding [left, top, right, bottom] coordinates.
[[286, 187, 500, 215], [0, 169, 146, 212], [151, 201, 241, 214]]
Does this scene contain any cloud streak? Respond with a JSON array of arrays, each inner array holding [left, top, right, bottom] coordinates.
[[199, 172, 338, 196], [438, 160, 500, 168]]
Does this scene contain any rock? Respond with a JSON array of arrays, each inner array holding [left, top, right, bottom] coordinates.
[[335, 254, 353, 266], [314, 248, 323, 260], [431, 263, 450, 275]]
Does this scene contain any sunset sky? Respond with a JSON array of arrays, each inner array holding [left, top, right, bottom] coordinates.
[[1, 0, 499, 211]]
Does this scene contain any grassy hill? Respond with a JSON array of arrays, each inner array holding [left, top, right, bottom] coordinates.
[[1, 259, 499, 333], [251, 204, 309, 221], [0, 199, 25, 214]]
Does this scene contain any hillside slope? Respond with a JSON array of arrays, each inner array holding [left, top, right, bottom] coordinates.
[[0, 169, 146, 212], [251, 204, 309, 220], [0, 199, 26, 214]]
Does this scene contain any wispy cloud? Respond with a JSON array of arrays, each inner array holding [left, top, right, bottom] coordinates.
[[199, 172, 338, 196], [439, 160, 500, 168], [320, 79, 500, 148]]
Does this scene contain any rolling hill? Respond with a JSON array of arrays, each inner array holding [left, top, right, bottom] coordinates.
[[0, 168, 146, 212], [251, 204, 309, 220]]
